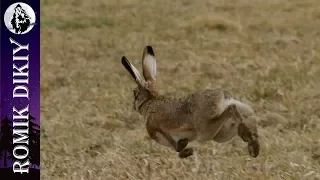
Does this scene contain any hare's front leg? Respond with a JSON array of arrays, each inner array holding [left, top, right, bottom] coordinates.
[[146, 125, 193, 158], [176, 139, 193, 158]]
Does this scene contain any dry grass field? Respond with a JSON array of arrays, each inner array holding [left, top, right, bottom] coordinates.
[[40, 0, 320, 179]]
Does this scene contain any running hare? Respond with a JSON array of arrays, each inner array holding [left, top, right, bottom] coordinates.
[[121, 46, 260, 158]]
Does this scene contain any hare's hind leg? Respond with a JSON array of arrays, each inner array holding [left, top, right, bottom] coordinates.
[[213, 115, 239, 143], [229, 104, 260, 157], [237, 119, 260, 157], [199, 104, 236, 141], [211, 104, 260, 157]]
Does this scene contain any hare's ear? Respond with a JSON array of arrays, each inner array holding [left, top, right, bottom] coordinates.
[[142, 46, 157, 83], [122, 56, 144, 86]]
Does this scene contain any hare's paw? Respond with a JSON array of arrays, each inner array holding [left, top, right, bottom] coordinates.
[[238, 123, 260, 157], [176, 139, 188, 152], [248, 136, 260, 158], [178, 148, 194, 158]]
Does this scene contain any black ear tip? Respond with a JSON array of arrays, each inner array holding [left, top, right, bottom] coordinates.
[[145, 46, 155, 56], [121, 56, 128, 65]]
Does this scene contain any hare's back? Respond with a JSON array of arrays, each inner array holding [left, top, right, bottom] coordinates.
[[187, 88, 227, 118]]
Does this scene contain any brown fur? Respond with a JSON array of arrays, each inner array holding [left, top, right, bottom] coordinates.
[[122, 46, 260, 158]]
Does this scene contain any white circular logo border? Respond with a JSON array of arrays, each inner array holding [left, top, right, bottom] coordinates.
[[4, 2, 36, 35]]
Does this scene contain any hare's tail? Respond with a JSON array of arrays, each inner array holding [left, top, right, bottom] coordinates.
[[225, 98, 254, 116]]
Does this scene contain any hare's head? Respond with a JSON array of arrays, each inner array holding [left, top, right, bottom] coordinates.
[[122, 46, 157, 112]]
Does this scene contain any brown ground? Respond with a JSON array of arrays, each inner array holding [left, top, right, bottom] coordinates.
[[41, 0, 320, 179]]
